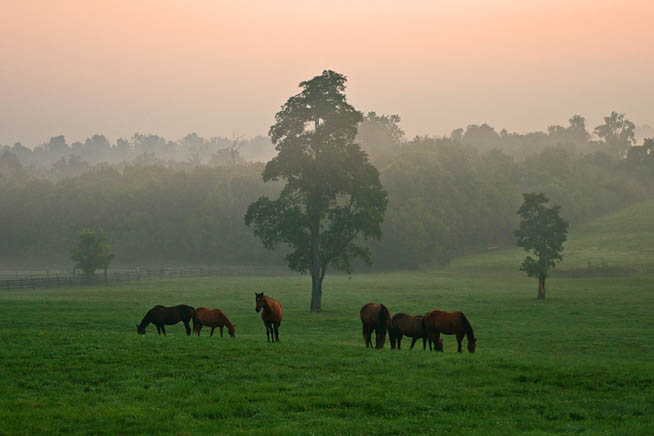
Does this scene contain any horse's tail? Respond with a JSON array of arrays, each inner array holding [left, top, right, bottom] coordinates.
[[191, 307, 198, 333], [460, 312, 474, 340], [379, 304, 391, 331]]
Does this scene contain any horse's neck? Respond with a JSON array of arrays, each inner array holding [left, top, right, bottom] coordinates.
[[464, 322, 475, 340], [138, 315, 151, 328], [219, 312, 233, 328], [262, 298, 273, 314]]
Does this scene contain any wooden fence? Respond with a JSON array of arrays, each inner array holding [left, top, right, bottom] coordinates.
[[0, 266, 283, 291]]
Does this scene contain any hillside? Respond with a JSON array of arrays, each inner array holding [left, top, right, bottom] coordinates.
[[440, 199, 654, 276]]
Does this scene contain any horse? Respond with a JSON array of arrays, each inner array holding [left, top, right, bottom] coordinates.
[[389, 313, 442, 351], [193, 307, 235, 338], [136, 304, 195, 336], [423, 310, 476, 353], [255, 292, 283, 342], [360, 303, 391, 349]]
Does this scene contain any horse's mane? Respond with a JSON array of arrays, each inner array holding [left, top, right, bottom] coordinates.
[[460, 312, 474, 340]]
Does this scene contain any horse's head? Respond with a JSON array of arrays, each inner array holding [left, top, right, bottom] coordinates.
[[228, 325, 236, 337], [435, 336, 444, 352], [375, 330, 387, 349], [136, 324, 146, 335], [255, 292, 264, 312], [468, 337, 476, 353]]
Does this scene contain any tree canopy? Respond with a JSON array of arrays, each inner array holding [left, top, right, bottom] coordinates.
[[515, 193, 569, 299], [245, 70, 388, 311], [71, 228, 115, 277]]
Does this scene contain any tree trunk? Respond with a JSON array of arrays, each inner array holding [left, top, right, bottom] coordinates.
[[537, 274, 546, 299], [310, 270, 322, 312], [309, 211, 322, 312]]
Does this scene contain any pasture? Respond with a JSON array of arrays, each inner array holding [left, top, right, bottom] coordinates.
[[1, 271, 653, 435]]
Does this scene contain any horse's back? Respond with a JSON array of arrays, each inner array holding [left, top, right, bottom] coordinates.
[[394, 314, 424, 337], [263, 297, 282, 323], [360, 303, 380, 322], [196, 307, 227, 325], [424, 310, 463, 334], [360, 303, 390, 329]]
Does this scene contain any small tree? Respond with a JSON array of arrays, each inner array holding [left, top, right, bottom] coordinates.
[[245, 70, 388, 312], [71, 228, 114, 279], [514, 193, 568, 299]]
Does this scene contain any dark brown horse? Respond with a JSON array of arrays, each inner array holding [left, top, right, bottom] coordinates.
[[423, 310, 476, 353], [360, 303, 391, 349], [193, 307, 235, 338], [389, 313, 442, 351], [255, 292, 282, 342], [136, 304, 195, 335]]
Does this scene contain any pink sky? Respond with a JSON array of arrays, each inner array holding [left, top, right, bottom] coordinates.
[[1, 0, 653, 146]]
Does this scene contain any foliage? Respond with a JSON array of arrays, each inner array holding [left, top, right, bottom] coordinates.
[[70, 228, 115, 276], [593, 111, 636, 156], [1, 112, 653, 271], [515, 193, 569, 298], [245, 70, 388, 311]]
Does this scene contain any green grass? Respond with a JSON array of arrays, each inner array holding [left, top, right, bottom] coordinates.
[[1, 273, 653, 435], [1, 200, 654, 435], [442, 199, 654, 276]]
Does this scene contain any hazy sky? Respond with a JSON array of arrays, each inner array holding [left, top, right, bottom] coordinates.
[[2, 0, 653, 147]]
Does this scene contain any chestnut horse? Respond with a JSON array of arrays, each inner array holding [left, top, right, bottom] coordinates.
[[193, 307, 235, 338], [423, 310, 476, 353], [389, 313, 442, 351], [360, 303, 391, 349], [136, 304, 194, 335], [255, 292, 282, 342]]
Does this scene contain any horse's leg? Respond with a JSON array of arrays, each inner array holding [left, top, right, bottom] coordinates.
[[210, 327, 215, 337], [161, 325, 166, 336], [428, 330, 437, 351], [156, 325, 161, 335], [397, 335, 402, 350], [410, 337, 418, 350], [184, 321, 191, 336], [197, 324, 202, 336], [220, 326, 224, 337], [274, 322, 280, 342], [457, 334, 463, 353], [362, 325, 369, 348], [265, 322, 271, 342], [422, 336, 427, 350]]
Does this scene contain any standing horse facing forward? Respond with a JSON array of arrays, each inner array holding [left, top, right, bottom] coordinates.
[[360, 303, 391, 349], [389, 313, 442, 351], [255, 292, 282, 342], [193, 307, 235, 338], [423, 310, 476, 353], [136, 304, 195, 336]]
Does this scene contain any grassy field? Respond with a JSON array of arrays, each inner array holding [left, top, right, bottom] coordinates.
[[1, 273, 653, 435], [1, 201, 653, 435], [442, 199, 654, 276]]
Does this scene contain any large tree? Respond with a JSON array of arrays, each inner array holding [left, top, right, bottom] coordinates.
[[514, 193, 568, 299], [245, 70, 388, 312]]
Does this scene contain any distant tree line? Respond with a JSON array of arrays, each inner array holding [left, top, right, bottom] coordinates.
[[0, 111, 652, 269], [0, 133, 276, 179]]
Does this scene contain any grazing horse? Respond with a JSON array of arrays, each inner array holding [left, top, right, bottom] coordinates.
[[389, 313, 442, 351], [423, 310, 476, 353], [255, 292, 283, 342], [360, 303, 391, 349], [136, 304, 194, 336], [193, 307, 235, 338]]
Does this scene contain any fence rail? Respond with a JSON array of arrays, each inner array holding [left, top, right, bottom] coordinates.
[[0, 266, 284, 291]]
